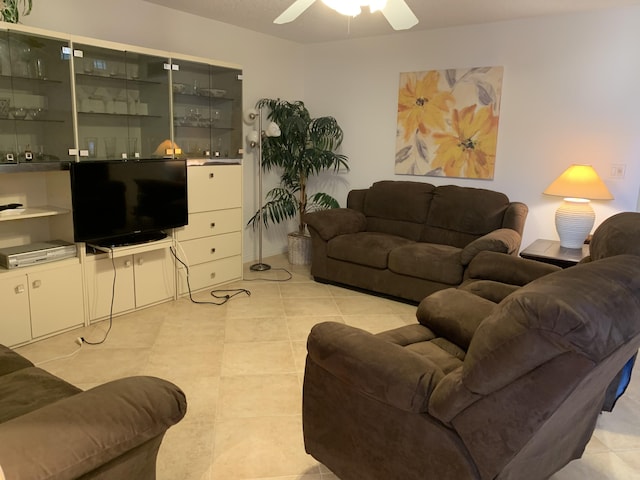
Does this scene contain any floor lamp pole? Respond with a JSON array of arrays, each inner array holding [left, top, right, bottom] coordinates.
[[250, 108, 271, 271]]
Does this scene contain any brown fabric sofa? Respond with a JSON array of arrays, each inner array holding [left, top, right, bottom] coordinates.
[[303, 254, 640, 480], [304, 180, 528, 303], [0, 344, 187, 480]]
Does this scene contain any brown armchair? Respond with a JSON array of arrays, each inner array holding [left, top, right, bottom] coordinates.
[[303, 255, 640, 480]]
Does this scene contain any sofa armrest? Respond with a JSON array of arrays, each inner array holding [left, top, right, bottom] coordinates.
[[416, 289, 496, 349], [0, 376, 187, 480], [304, 208, 366, 241], [306, 322, 444, 413], [460, 228, 522, 265], [466, 250, 561, 285]]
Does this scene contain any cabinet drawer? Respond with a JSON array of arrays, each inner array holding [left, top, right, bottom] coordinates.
[[180, 232, 241, 265], [188, 165, 241, 213], [175, 208, 241, 241], [178, 255, 241, 294]]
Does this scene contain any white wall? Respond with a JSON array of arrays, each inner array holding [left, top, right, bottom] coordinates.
[[303, 7, 640, 249], [23, 0, 305, 262], [23, 3, 640, 259]]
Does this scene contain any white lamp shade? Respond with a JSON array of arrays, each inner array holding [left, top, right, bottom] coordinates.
[[265, 121, 281, 137], [247, 130, 259, 147], [243, 108, 258, 125]]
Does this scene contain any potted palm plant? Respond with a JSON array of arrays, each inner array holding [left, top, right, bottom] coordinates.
[[1, 0, 32, 23], [247, 98, 349, 264]]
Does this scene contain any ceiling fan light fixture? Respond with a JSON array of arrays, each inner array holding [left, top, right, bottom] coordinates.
[[321, 0, 387, 17], [368, 0, 387, 13]]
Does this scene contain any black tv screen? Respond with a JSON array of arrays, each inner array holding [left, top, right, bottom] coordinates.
[[70, 159, 188, 247]]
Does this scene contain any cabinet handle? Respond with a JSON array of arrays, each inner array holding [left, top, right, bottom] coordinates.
[[124, 260, 132, 268], [211, 248, 216, 254], [137, 257, 144, 266], [210, 222, 216, 228], [210, 272, 216, 279], [209, 173, 215, 178], [32, 280, 41, 289], [15, 284, 25, 294]]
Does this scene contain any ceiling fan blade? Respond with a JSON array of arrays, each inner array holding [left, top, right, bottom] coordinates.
[[274, 0, 317, 24], [382, 0, 419, 30]]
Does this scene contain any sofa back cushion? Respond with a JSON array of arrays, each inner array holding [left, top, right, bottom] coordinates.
[[421, 185, 511, 248], [362, 181, 436, 241]]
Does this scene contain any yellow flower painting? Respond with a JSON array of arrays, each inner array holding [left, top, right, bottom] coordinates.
[[395, 66, 503, 179]]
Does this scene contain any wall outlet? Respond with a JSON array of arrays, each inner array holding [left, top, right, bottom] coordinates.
[[610, 164, 626, 178]]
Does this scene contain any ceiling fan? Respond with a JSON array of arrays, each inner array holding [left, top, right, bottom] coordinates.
[[274, 0, 419, 31]]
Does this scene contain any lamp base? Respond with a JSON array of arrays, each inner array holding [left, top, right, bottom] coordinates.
[[555, 199, 595, 249], [249, 262, 271, 272]]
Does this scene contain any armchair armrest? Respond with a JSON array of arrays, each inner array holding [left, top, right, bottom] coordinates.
[[304, 208, 366, 241], [466, 250, 561, 285], [306, 322, 444, 413], [416, 289, 496, 349], [460, 228, 522, 265], [0, 376, 187, 480]]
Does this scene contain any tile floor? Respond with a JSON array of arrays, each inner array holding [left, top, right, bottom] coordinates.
[[15, 254, 640, 480]]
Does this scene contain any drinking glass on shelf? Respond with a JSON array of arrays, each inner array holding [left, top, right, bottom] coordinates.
[[85, 137, 98, 158], [104, 137, 117, 159], [128, 138, 138, 158], [83, 58, 94, 74]]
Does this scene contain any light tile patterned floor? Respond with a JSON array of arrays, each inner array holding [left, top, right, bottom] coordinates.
[[15, 254, 640, 480]]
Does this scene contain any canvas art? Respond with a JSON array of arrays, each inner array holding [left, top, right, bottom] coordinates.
[[395, 66, 504, 179]]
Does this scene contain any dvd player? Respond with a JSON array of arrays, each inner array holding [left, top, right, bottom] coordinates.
[[0, 240, 77, 269]]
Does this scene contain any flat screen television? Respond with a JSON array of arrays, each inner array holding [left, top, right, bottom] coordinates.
[[69, 159, 188, 247]]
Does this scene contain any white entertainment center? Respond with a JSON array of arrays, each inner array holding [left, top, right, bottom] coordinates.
[[0, 24, 244, 348]]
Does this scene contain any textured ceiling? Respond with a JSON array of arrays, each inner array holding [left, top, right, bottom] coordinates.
[[142, 0, 640, 43]]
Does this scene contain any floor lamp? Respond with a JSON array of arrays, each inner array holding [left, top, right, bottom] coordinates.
[[245, 107, 280, 271]]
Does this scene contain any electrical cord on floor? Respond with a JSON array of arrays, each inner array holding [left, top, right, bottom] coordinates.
[[35, 341, 83, 366], [170, 246, 250, 305], [242, 267, 293, 282], [81, 247, 116, 345]]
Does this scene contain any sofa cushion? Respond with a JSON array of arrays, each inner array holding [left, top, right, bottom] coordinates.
[[377, 325, 466, 375], [328, 232, 414, 269], [0, 345, 33, 377], [0, 367, 81, 423], [389, 243, 464, 285], [421, 185, 510, 247], [363, 181, 435, 241]]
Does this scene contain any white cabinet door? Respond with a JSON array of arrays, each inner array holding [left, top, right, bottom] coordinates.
[[133, 249, 175, 308], [86, 255, 135, 321], [0, 274, 32, 347], [30, 263, 84, 338]]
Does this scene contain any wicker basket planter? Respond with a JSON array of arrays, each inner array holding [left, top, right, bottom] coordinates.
[[288, 232, 312, 265]]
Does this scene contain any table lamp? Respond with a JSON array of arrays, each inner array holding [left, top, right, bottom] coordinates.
[[543, 164, 613, 249]]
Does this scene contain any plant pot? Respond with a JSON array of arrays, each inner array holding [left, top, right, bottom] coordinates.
[[288, 232, 312, 265]]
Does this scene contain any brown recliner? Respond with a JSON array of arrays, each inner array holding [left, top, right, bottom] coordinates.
[[457, 212, 640, 410], [460, 211, 640, 303], [303, 255, 640, 480]]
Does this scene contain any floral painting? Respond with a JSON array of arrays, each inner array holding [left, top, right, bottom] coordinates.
[[395, 66, 504, 179]]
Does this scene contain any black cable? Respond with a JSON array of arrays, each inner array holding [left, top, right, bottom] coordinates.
[[243, 267, 293, 282], [170, 246, 250, 305], [82, 247, 116, 345]]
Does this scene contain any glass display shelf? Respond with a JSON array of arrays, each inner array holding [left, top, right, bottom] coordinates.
[[0, 205, 69, 222]]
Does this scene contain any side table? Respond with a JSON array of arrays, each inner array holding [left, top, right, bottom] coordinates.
[[520, 239, 589, 268]]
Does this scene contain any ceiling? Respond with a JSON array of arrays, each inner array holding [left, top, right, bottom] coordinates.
[[142, 0, 640, 44]]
